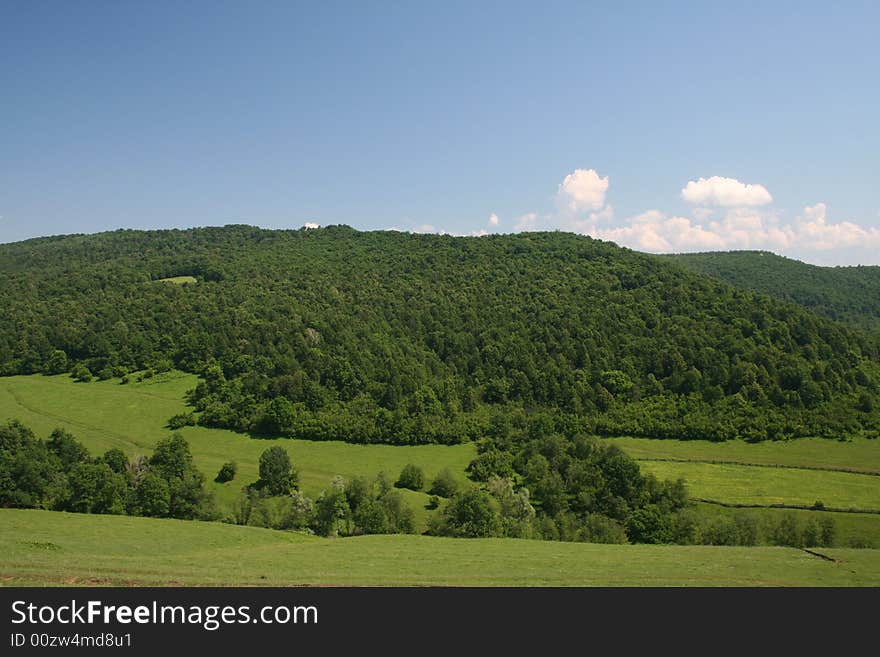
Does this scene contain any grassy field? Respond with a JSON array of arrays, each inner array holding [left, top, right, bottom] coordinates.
[[154, 275, 198, 284], [2, 509, 878, 586], [606, 436, 880, 473], [0, 373, 475, 528], [639, 460, 880, 510]]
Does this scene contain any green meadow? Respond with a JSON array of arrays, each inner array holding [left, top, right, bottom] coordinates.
[[154, 275, 198, 285], [2, 509, 878, 586], [638, 460, 880, 510], [0, 372, 880, 586], [606, 435, 880, 473]]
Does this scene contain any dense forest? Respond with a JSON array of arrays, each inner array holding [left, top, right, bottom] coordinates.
[[1, 226, 879, 444], [666, 251, 880, 333]]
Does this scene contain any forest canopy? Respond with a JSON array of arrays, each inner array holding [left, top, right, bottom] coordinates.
[[1, 225, 879, 444]]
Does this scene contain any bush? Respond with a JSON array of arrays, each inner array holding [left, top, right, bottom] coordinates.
[[168, 412, 196, 430], [214, 461, 237, 483], [71, 363, 93, 383], [431, 487, 500, 538], [428, 468, 459, 498], [847, 535, 874, 549], [580, 513, 628, 544], [395, 464, 424, 491], [277, 490, 315, 530]]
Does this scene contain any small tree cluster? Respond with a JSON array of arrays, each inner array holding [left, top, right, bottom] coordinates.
[[0, 420, 211, 521], [236, 471, 417, 538]]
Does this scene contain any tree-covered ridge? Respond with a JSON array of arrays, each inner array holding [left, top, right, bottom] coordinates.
[[664, 251, 880, 333], [1, 225, 879, 443]]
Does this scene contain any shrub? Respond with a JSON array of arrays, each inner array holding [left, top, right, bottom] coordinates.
[[431, 487, 500, 538], [71, 363, 93, 382], [168, 412, 196, 430], [215, 461, 237, 483], [428, 468, 459, 498], [395, 464, 424, 491]]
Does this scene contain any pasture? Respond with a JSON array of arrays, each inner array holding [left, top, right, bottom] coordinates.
[[2, 509, 878, 586]]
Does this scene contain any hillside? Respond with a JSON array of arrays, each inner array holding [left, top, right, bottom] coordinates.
[[665, 251, 880, 333], [3, 509, 878, 586], [1, 226, 879, 444]]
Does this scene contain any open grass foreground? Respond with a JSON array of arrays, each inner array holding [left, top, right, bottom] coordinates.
[[2, 509, 879, 587]]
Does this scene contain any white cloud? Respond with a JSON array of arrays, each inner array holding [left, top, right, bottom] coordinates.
[[514, 212, 541, 231], [413, 224, 437, 234], [498, 169, 879, 263], [586, 211, 725, 252], [470, 228, 490, 237], [303, 222, 320, 229], [489, 213, 499, 226], [582, 203, 880, 256], [681, 176, 773, 207], [557, 168, 609, 213], [790, 203, 880, 251]]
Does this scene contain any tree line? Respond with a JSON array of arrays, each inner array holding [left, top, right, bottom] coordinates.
[[3, 419, 860, 547]]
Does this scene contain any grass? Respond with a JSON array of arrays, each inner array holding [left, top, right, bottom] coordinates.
[[1, 372, 877, 548], [2, 509, 878, 586], [0, 373, 475, 529], [605, 435, 880, 473], [154, 276, 197, 285], [639, 460, 880, 510]]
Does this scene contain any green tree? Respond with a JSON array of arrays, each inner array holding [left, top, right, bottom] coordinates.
[[133, 471, 171, 517], [46, 429, 90, 471], [625, 505, 674, 544], [772, 513, 803, 547], [277, 490, 315, 530], [258, 446, 297, 495], [395, 464, 424, 491], [0, 421, 65, 509], [214, 461, 237, 483], [428, 468, 459, 498], [148, 433, 205, 519], [45, 349, 68, 375], [819, 516, 836, 547], [101, 448, 129, 475], [66, 462, 128, 514], [434, 487, 500, 538], [312, 477, 350, 537], [71, 363, 93, 382]]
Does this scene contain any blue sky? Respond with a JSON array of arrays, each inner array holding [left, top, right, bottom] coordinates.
[[2, 1, 879, 264]]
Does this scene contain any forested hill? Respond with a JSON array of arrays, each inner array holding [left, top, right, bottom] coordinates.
[[1, 226, 879, 444], [664, 251, 880, 333]]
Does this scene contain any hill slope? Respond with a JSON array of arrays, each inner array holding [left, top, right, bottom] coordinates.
[[665, 251, 880, 333], [3, 509, 878, 586], [1, 226, 879, 443]]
